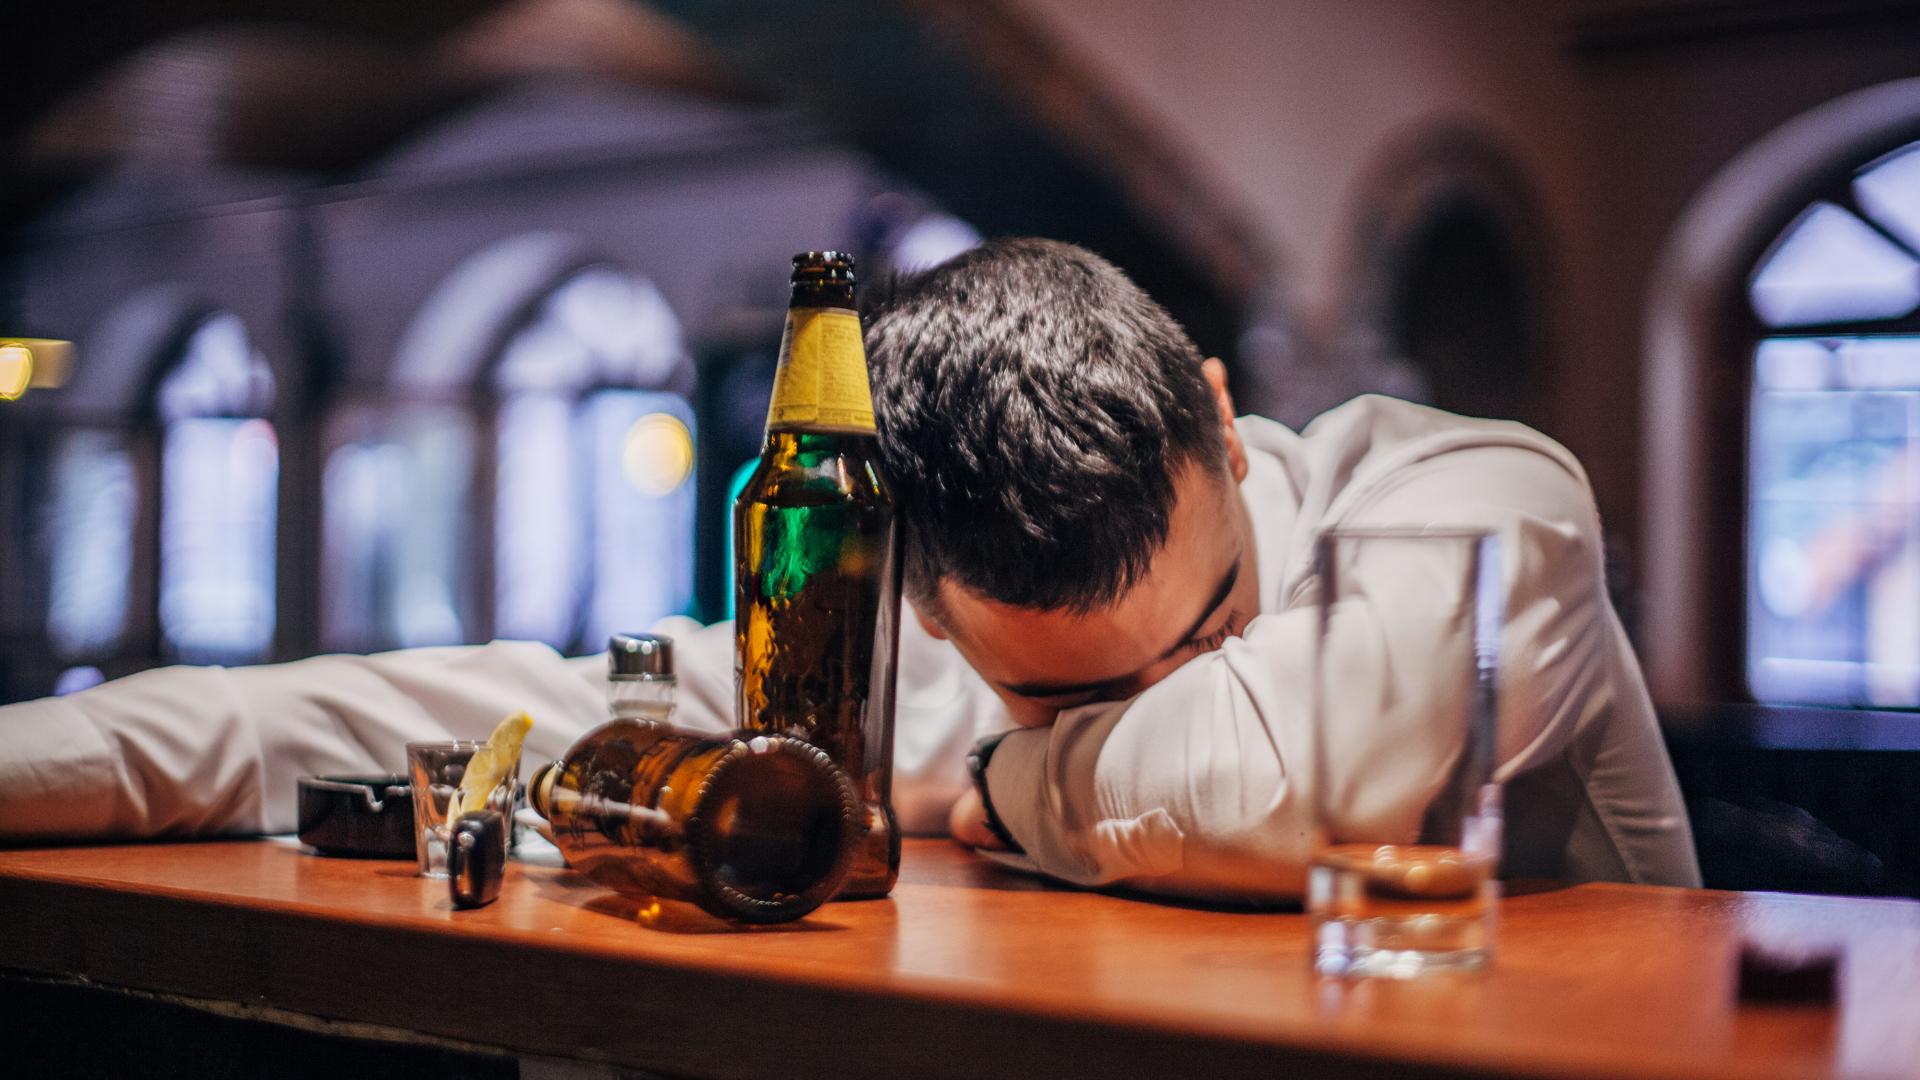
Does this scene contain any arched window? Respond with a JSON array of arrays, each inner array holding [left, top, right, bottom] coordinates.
[[1641, 79, 1920, 708], [321, 407, 474, 650], [324, 235, 695, 654], [36, 286, 222, 685], [1747, 142, 1920, 708], [155, 313, 278, 663], [492, 267, 696, 652], [45, 430, 138, 661]]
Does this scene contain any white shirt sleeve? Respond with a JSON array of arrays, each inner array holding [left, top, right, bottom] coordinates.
[[0, 627, 753, 843], [981, 446, 1625, 901], [0, 612, 997, 844]]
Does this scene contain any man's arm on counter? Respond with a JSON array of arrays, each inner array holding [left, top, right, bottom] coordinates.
[[0, 623, 740, 843], [977, 446, 1646, 901]]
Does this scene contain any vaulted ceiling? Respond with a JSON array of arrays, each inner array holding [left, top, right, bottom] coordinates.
[[1, 0, 1263, 356]]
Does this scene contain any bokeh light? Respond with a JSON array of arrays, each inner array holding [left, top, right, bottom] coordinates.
[[0, 343, 32, 400], [622, 411, 694, 497]]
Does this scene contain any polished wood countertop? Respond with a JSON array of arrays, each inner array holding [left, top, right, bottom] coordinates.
[[1, 838, 1916, 1080]]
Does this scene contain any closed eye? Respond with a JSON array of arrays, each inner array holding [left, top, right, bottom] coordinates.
[[1178, 610, 1247, 656]]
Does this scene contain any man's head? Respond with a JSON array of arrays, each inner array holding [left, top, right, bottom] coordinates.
[[866, 238, 1258, 725]]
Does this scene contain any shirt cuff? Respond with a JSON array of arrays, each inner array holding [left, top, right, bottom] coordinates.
[[974, 710, 1141, 887]]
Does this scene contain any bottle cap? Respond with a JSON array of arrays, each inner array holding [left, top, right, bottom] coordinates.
[[609, 632, 674, 681], [791, 250, 855, 283]]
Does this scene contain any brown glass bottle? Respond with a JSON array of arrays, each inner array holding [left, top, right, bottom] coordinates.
[[528, 721, 861, 924], [734, 251, 902, 899]]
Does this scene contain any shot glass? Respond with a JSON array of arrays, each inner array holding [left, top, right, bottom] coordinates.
[[1308, 527, 1503, 978], [407, 740, 522, 879]]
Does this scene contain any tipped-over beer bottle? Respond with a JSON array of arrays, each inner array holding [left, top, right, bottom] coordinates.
[[529, 722, 861, 924], [733, 250, 903, 899]]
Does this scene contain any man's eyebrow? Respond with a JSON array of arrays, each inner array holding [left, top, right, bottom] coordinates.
[[999, 554, 1242, 700], [1158, 557, 1241, 660]]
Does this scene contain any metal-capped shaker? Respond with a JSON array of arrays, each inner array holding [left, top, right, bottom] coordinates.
[[608, 632, 676, 723]]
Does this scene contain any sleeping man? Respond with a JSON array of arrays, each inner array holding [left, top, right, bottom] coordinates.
[[0, 238, 1699, 899]]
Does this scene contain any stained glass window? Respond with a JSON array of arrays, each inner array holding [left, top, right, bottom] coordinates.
[[493, 268, 695, 652], [1853, 144, 1920, 253], [1748, 142, 1920, 708], [1749, 204, 1920, 328], [494, 389, 583, 646], [155, 313, 278, 664], [45, 431, 136, 658], [321, 407, 475, 651], [579, 390, 697, 647]]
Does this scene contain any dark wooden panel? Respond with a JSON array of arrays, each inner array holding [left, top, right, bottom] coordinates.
[[1664, 703, 1920, 897], [0, 970, 519, 1080]]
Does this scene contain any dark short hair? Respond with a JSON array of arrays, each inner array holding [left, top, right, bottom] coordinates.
[[863, 237, 1222, 616]]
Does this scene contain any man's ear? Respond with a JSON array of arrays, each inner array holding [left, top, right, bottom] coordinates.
[[1202, 358, 1249, 483]]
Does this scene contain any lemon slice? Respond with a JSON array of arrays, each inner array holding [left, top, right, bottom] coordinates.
[[451, 711, 534, 825]]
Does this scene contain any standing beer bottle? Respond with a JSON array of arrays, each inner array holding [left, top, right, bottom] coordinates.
[[735, 250, 902, 899]]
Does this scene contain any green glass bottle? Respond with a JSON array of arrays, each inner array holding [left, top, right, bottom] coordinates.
[[734, 250, 902, 899]]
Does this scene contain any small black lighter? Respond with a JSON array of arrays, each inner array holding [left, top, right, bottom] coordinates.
[[447, 809, 506, 910]]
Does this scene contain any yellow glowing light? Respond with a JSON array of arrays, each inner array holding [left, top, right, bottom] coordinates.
[[0, 338, 72, 397], [622, 412, 694, 497], [0, 344, 31, 401]]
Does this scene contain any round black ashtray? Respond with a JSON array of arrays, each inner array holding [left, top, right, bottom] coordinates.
[[297, 774, 415, 859]]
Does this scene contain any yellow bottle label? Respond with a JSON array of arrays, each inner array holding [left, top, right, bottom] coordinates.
[[766, 308, 876, 433]]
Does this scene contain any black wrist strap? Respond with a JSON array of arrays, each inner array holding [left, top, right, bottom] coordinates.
[[966, 732, 1025, 854]]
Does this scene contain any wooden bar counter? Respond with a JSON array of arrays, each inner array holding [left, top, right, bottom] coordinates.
[[2, 837, 1917, 1080]]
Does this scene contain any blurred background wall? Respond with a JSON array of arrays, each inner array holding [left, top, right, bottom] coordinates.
[[3, 0, 1920, 890]]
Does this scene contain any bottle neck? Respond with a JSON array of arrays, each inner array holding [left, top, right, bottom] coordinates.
[[759, 428, 879, 455], [790, 281, 854, 310], [529, 761, 559, 819]]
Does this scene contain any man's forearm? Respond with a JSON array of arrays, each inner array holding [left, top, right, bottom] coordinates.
[[0, 641, 613, 841]]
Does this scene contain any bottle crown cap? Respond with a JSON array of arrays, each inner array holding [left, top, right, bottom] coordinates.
[[608, 632, 674, 680], [791, 250, 856, 284]]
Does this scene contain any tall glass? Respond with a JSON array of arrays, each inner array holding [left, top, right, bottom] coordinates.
[[1309, 528, 1503, 978]]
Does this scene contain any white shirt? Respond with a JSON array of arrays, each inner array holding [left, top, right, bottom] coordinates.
[[978, 397, 1699, 897], [0, 397, 1698, 898]]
